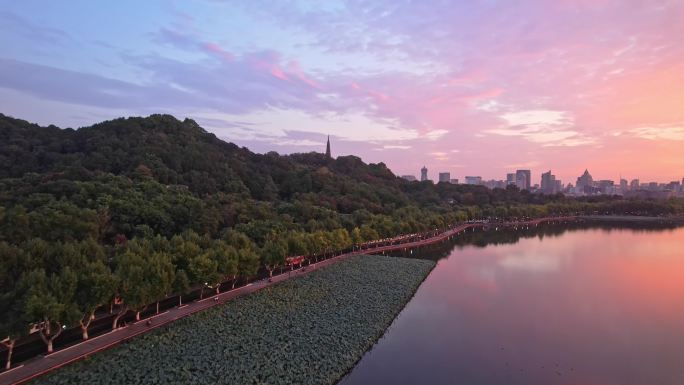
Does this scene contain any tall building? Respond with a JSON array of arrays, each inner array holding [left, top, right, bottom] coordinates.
[[630, 179, 640, 190], [597, 180, 615, 194], [515, 170, 531, 191], [420, 166, 428, 181], [450, 178, 459, 184], [540, 170, 558, 194], [438, 172, 451, 183], [465, 176, 482, 185], [576, 169, 594, 189], [325, 135, 331, 159], [620, 179, 628, 193], [506, 173, 516, 185]]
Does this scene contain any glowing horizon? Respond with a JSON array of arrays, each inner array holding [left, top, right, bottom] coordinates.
[[1, 1, 682, 184]]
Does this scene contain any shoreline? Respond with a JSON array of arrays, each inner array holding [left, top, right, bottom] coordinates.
[[332, 256, 437, 385], [28, 255, 436, 385], [578, 215, 684, 223]]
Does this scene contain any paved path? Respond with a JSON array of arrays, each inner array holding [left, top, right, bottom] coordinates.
[[0, 216, 574, 385]]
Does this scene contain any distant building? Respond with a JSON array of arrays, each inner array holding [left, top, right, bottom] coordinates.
[[597, 180, 615, 194], [620, 179, 628, 193], [630, 179, 640, 190], [484, 179, 506, 189], [506, 173, 516, 185], [401, 175, 417, 182], [450, 178, 459, 184], [420, 166, 428, 181], [438, 172, 451, 183], [576, 169, 594, 192], [465, 176, 482, 185], [515, 170, 531, 191], [540, 170, 558, 194], [325, 135, 332, 159]]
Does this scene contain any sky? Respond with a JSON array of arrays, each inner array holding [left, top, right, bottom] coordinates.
[[1, 0, 683, 184]]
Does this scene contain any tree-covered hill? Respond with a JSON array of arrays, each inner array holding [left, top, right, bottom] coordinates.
[[1, 112, 682, 246]]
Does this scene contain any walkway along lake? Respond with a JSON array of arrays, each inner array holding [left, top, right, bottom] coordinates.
[[340, 222, 684, 385]]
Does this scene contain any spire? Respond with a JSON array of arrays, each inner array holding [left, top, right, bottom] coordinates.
[[325, 135, 331, 159]]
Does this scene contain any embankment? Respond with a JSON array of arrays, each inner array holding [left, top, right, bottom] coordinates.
[[31, 255, 435, 385]]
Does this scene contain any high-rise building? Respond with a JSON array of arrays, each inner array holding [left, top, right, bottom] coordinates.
[[541, 170, 558, 194], [515, 170, 531, 191], [450, 178, 459, 184], [465, 176, 482, 185], [620, 179, 628, 193], [630, 179, 640, 190], [401, 175, 416, 181], [597, 180, 615, 194], [576, 169, 594, 190], [506, 173, 516, 185], [420, 166, 428, 181], [438, 172, 451, 183]]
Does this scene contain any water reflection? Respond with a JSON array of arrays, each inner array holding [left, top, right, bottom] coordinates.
[[341, 223, 684, 385]]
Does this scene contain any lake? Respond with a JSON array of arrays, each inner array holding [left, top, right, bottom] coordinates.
[[340, 223, 684, 385]]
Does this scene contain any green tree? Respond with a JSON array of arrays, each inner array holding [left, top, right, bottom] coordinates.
[[75, 260, 116, 340], [22, 268, 80, 353], [262, 237, 287, 278]]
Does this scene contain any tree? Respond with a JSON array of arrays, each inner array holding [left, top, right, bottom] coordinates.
[[212, 240, 239, 291], [75, 260, 116, 340], [113, 250, 155, 326], [0, 242, 26, 369], [147, 251, 175, 314], [237, 248, 260, 284], [188, 252, 218, 300], [172, 269, 190, 306], [262, 237, 287, 278], [351, 227, 363, 245], [22, 268, 80, 353]]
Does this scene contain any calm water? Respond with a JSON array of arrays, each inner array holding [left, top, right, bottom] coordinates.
[[341, 224, 684, 385]]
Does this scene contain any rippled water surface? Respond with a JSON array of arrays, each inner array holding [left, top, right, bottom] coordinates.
[[341, 224, 684, 385]]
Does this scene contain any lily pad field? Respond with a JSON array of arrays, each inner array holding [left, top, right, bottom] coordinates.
[[31, 255, 435, 385]]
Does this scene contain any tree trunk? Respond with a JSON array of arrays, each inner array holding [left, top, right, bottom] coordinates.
[[135, 311, 141, 321], [79, 311, 94, 340], [178, 295, 182, 306], [38, 322, 63, 354], [231, 275, 237, 289], [199, 287, 204, 300], [112, 306, 128, 330], [2, 339, 14, 370], [156, 301, 160, 314], [215, 286, 220, 294]]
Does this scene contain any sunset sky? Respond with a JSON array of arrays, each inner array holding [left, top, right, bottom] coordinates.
[[1, 1, 683, 184]]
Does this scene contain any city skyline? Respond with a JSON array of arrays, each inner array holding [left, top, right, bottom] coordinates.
[[399, 163, 681, 187], [1, 1, 683, 183]]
